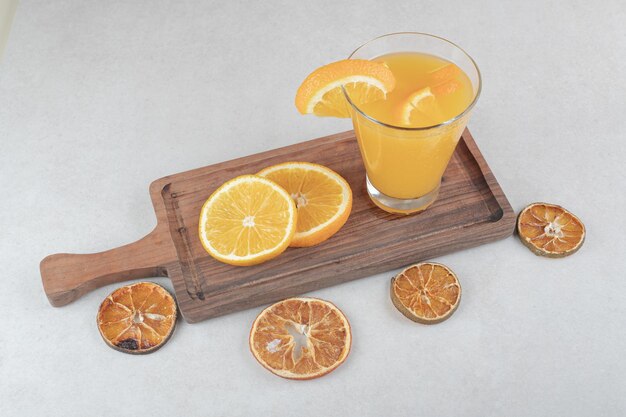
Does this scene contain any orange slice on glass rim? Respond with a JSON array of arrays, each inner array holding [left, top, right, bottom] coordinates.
[[257, 162, 352, 247], [97, 282, 177, 354], [198, 175, 297, 266], [390, 262, 461, 324], [249, 297, 351, 380], [295, 59, 396, 118], [517, 202, 585, 257]]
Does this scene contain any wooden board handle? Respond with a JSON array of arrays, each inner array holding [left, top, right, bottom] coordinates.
[[40, 228, 170, 307]]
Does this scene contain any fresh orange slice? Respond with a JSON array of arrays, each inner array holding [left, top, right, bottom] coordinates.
[[97, 282, 177, 354], [431, 78, 461, 96], [257, 162, 352, 247], [249, 297, 351, 380], [429, 63, 461, 83], [398, 87, 444, 126], [517, 202, 585, 257], [198, 175, 297, 266], [398, 63, 463, 126], [295, 59, 396, 118], [390, 262, 461, 324]]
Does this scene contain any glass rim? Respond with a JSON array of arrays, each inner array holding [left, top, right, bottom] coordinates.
[[341, 32, 482, 131]]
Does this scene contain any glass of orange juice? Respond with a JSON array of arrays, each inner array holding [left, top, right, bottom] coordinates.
[[344, 33, 481, 214]]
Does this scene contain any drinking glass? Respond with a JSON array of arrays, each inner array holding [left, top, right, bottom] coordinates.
[[344, 32, 481, 214]]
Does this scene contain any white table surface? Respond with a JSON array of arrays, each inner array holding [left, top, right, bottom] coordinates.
[[1, 1, 625, 416]]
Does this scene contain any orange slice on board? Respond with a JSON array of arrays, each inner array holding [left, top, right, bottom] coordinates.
[[257, 162, 352, 247], [390, 263, 461, 324], [97, 282, 177, 354], [198, 175, 297, 266], [517, 202, 585, 257], [295, 59, 396, 118], [249, 297, 351, 380]]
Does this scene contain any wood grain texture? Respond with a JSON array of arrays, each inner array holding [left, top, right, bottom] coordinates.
[[40, 129, 516, 322]]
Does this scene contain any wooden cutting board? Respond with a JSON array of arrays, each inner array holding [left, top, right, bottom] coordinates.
[[40, 129, 515, 323]]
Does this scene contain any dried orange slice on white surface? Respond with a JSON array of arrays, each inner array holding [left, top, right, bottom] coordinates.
[[391, 262, 461, 324], [198, 175, 297, 266], [295, 59, 396, 117], [257, 162, 352, 247], [97, 282, 177, 354], [517, 202, 585, 257], [249, 297, 351, 380]]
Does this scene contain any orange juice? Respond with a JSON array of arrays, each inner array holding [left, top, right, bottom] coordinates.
[[361, 53, 473, 128], [342, 33, 481, 215], [350, 52, 474, 204]]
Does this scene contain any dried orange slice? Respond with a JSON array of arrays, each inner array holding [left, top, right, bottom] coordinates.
[[295, 59, 396, 118], [517, 202, 585, 257], [257, 162, 352, 247], [198, 175, 297, 266], [390, 262, 461, 324], [249, 297, 351, 380], [97, 282, 177, 354]]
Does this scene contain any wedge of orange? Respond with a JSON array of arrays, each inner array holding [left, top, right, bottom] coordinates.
[[97, 282, 177, 354], [429, 63, 461, 84], [517, 202, 585, 257], [431, 79, 461, 96], [249, 297, 351, 380], [390, 262, 461, 324], [198, 175, 297, 266], [257, 162, 352, 247], [398, 87, 443, 126], [398, 62, 462, 126], [295, 59, 396, 118]]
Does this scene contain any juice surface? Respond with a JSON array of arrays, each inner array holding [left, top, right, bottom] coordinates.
[[349, 52, 475, 201], [359, 52, 473, 127]]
